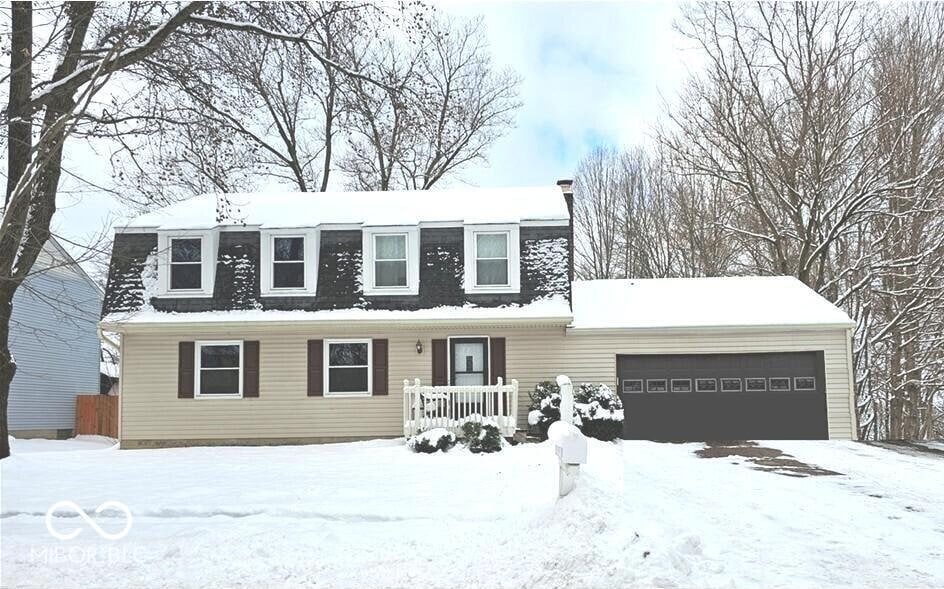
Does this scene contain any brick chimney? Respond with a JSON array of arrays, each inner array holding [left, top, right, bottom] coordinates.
[[557, 178, 575, 285]]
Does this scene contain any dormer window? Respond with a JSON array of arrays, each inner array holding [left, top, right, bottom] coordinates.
[[362, 227, 419, 296], [272, 236, 305, 289], [156, 230, 215, 297], [463, 224, 520, 294], [170, 238, 203, 290], [260, 229, 319, 296]]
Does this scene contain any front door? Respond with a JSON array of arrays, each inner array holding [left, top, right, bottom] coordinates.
[[450, 337, 489, 385]]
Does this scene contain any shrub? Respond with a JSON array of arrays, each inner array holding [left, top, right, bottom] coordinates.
[[574, 383, 624, 441], [408, 428, 457, 453], [460, 421, 503, 453], [529, 380, 624, 441], [527, 380, 561, 438]]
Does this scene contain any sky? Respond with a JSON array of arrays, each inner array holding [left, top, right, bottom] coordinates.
[[50, 1, 694, 271]]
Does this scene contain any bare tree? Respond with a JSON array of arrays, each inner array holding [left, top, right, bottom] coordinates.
[[0, 1, 447, 459]]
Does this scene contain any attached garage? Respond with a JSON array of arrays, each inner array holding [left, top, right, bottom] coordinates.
[[565, 277, 859, 440], [617, 352, 828, 440]]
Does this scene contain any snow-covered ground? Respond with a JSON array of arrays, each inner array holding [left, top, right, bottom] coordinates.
[[2, 436, 943, 589]]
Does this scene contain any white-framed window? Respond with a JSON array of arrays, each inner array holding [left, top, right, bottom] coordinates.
[[195, 341, 243, 398], [260, 229, 319, 295], [324, 339, 372, 396], [463, 224, 520, 293], [646, 379, 667, 393], [157, 230, 216, 297], [720, 378, 742, 392], [745, 377, 767, 392], [695, 378, 718, 393], [671, 378, 692, 393], [622, 379, 643, 393], [769, 377, 791, 391], [362, 227, 420, 296], [794, 376, 816, 391]]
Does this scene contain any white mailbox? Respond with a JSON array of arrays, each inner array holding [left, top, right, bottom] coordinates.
[[548, 421, 588, 465]]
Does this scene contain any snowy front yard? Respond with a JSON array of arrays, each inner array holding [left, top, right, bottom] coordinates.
[[2, 437, 944, 589]]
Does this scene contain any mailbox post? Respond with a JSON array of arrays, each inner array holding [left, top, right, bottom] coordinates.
[[549, 375, 587, 497]]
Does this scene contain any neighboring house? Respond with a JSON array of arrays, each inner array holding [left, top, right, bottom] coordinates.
[[100, 182, 857, 448], [9, 237, 103, 438]]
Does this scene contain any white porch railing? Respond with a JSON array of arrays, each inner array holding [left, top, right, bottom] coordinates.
[[403, 378, 519, 438]]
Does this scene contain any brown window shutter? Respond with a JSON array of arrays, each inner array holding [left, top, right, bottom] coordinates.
[[372, 339, 388, 395], [490, 337, 506, 385], [307, 339, 324, 396], [432, 339, 447, 385], [178, 341, 195, 399], [243, 341, 260, 397]]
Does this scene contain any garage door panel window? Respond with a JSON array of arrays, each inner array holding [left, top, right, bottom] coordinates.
[[769, 377, 791, 392], [622, 379, 643, 394], [794, 377, 816, 391], [647, 379, 667, 393], [720, 378, 742, 392], [695, 378, 717, 393], [671, 379, 692, 393], [745, 378, 767, 392]]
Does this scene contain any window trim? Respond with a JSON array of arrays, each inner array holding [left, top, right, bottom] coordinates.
[[260, 228, 319, 296], [362, 227, 420, 296], [323, 338, 373, 397], [463, 224, 520, 294], [194, 340, 243, 399], [769, 377, 792, 392], [670, 378, 692, 393], [720, 377, 743, 392], [646, 379, 667, 393], [695, 378, 718, 393], [745, 377, 767, 392], [622, 379, 643, 394], [794, 376, 816, 391], [447, 336, 490, 386], [157, 230, 216, 298]]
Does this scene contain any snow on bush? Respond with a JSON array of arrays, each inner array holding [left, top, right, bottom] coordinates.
[[459, 421, 503, 453], [407, 428, 457, 453], [529, 380, 624, 441]]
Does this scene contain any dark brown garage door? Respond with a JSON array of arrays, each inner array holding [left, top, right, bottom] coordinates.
[[617, 352, 828, 440]]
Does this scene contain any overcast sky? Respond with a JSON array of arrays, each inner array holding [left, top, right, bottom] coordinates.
[[52, 1, 693, 267]]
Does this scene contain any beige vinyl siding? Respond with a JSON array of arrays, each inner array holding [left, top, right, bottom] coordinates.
[[119, 322, 856, 445]]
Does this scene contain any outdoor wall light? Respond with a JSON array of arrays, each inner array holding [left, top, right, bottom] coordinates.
[[416, 340, 423, 354]]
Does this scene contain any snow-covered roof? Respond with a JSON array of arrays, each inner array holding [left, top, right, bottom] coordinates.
[[570, 276, 854, 330], [121, 186, 570, 230], [101, 297, 574, 328]]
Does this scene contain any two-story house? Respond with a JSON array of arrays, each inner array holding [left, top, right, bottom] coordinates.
[[100, 182, 858, 448]]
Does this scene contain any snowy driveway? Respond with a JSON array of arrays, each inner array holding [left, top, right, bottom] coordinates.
[[2, 436, 943, 589]]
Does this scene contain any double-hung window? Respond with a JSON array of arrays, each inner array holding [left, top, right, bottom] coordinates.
[[196, 341, 242, 398], [463, 225, 520, 293], [374, 234, 408, 288], [324, 339, 372, 396], [157, 231, 214, 297], [362, 228, 419, 296], [170, 238, 203, 291], [475, 233, 509, 286], [260, 229, 318, 295], [273, 236, 305, 289]]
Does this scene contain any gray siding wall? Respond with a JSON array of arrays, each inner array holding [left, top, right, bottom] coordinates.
[[9, 247, 102, 431]]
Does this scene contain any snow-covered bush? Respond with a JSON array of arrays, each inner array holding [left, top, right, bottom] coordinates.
[[460, 421, 503, 453], [528, 380, 624, 441], [574, 383, 623, 441], [408, 428, 457, 453], [528, 380, 562, 438]]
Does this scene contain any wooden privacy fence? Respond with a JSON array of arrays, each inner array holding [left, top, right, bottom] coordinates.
[[75, 395, 118, 438]]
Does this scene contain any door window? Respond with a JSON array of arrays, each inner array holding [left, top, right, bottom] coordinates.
[[450, 338, 488, 386]]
